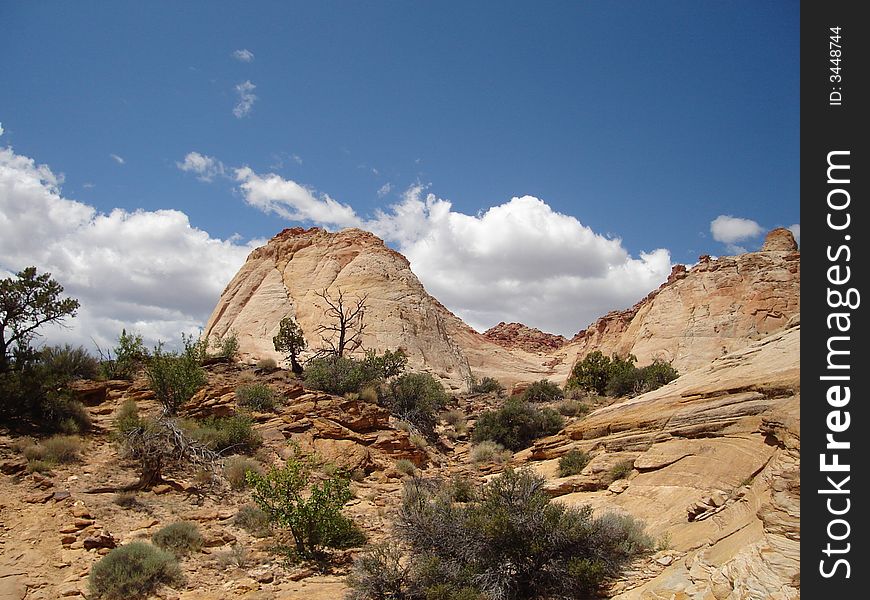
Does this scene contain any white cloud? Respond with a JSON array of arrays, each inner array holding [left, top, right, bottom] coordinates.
[[233, 80, 257, 118], [110, 153, 125, 165], [377, 182, 392, 198], [177, 151, 225, 182], [0, 122, 4, 136], [232, 49, 254, 62], [234, 167, 674, 335], [0, 146, 254, 352], [787, 223, 800, 245], [234, 167, 361, 229], [291, 154, 302, 165], [710, 215, 763, 244], [82, 182, 95, 189]]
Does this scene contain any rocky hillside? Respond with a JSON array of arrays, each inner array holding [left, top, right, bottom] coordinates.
[[518, 320, 800, 599], [204, 227, 799, 391], [560, 228, 800, 375], [203, 227, 556, 391]]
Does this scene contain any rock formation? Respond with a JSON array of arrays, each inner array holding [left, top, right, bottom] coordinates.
[[482, 322, 568, 353], [205, 226, 799, 390], [561, 228, 800, 375], [517, 319, 800, 599]]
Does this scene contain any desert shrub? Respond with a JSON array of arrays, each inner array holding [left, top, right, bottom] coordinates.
[[380, 372, 449, 435], [442, 409, 466, 429], [235, 383, 278, 412], [98, 329, 149, 381], [256, 357, 278, 370], [215, 544, 250, 568], [521, 379, 564, 403], [0, 363, 91, 433], [409, 433, 427, 449], [212, 331, 239, 360], [469, 440, 511, 465], [447, 475, 476, 502], [113, 492, 144, 510], [181, 333, 210, 364], [472, 398, 564, 451], [151, 521, 203, 557], [567, 351, 611, 396], [557, 399, 591, 417], [40, 435, 82, 463], [38, 344, 99, 381], [26, 459, 54, 473], [569, 352, 678, 398], [303, 356, 379, 395], [186, 414, 262, 454], [349, 468, 652, 600], [246, 455, 364, 558], [470, 376, 504, 395], [346, 544, 409, 600], [639, 359, 680, 391], [608, 459, 635, 482], [558, 449, 591, 477], [225, 456, 263, 490], [395, 459, 417, 476], [113, 399, 140, 437], [22, 435, 81, 464], [88, 541, 182, 599], [359, 385, 379, 404], [41, 394, 92, 433], [146, 347, 206, 415], [234, 505, 271, 537], [362, 348, 408, 379]]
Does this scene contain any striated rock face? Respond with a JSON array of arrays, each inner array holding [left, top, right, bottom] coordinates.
[[563, 228, 800, 375], [519, 321, 800, 599], [204, 227, 477, 390], [482, 322, 568, 353]]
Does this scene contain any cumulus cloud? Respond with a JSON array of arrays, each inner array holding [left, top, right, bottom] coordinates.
[[109, 153, 125, 165], [235, 166, 361, 229], [233, 168, 673, 335], [233, 80, 257, 118], [177, 151, 225, 182], [232, 49, 254, 62], [710, 215, 764, 254], [787, 223, 800, 245], [0, 146, 254, 352]]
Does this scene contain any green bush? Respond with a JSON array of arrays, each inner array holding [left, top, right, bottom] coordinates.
[[470, 376, 504, 395], [233, 504, 271, 538], [22, 434, 82, 464], [38, 344, 99, 382], [608, 459, 635, 482], [0, 363, 91, 433], [472, 398, 564, 451], [380, 372, 448, 435], [395, 459, 417, 476], [151, 522, 203, 556], [27, 459, 54, 473], [256, 357, 278, 370], [303, 356, 379, 395], [447, 475, 476, 502], [113, 399, 140, 436], [567, 351, 611, 396], [212, 330, 239, 360], [569, 352, 679, 398], [556, 399, 590, 417], [521, 379, 564, 403], [639, 359, 680, 391], [558, 449, 591, 477], [146, 347, 206, 415], [246, 455, 363, 558], [235, 383, 278, 412], [185, 414, 262, 454], [362, 348, 408, 379], [442, 409, 466, 429], [348, 469, 652, 600], [88, 542, 182, 599], [224, 455, 263, 490], [98, 329, 149, 381], [469, 440, 511, 465]]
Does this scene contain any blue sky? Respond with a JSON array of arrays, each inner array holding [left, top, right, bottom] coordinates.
[[0, 1, 799, 347]]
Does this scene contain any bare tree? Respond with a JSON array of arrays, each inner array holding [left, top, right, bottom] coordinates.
[[314, 288, 368, 357]]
